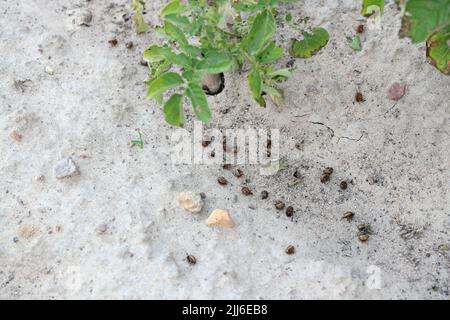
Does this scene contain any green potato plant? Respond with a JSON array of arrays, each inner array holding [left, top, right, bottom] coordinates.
[[143, 0, 296, 127]]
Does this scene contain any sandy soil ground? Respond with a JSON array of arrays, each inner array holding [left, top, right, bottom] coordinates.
[[0, 0, 449, 299]]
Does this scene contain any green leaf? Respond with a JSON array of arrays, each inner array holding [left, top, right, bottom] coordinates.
[[248, 66, 264, 106], [164, 94, 185, 127], [131, 0, 149, 34], [197, 50, 233, 74], [426, 25, 450, 74], [161, 0, 186, 17], [143, 45, 193, 68], [289, 27, 329, 58], [400, 0, 450, 43], [185, 82, 211, 125], [164, 21, 188, 45], [350, 34, 362, 51], [246, 10, 276, 55], [257, 41, 284, 64], [146, 72, 184, 99], [361, 0, 385, 17], [267, 68, 292, 80], [263, 85, 283, 105]]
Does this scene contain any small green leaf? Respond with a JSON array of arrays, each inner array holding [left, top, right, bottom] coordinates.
[[426, 25, 450, 74], [130, 0, 149, 34], [289, 27, 329, 58], [361, 0, 385, 17], [350, 34, 362, 51], [146, 72, 184, 99], [161, 0, 186, 17], [164, 94, 185, 127], [248, 65, 263, 101], [197, 50, 233, 74], [267, 68, 292, 80], [246, 10, 276, 55], [164, 21, 188, 45], [400, 0, 450, 43], [185, 82, 211, 125], [257, 41, 284, 64], [143, 45, 193, 68]]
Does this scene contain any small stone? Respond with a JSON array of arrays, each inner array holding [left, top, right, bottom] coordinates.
[[342, 211, 354, 221], [356, 24, 364, 33], [108, 38, 118, 47], [260, 190, 269, 200], [95, 224, 108, 235], [275, 200, 285, 210], [285, 206, 294, 217], [186, 255, 197, 265], [323, 167, 334, 175], [320, 174, 330, 183], [206, 209, 235, 228], [140, 59, 148, 66], [76, 9, 93, 26], [340, 181, 348, 190], [233, 168, 244, 178], [241, 186, 253, 196], [13, 237, 19, 243], [358, 233, 369, 242], [217, 176, 228, 185], [177, 191, 204, 213], [125, 41, 134, 49], [45, 66, 54, 75], [222, 164, 231, 170], [285, 245, 295, 255], [200, 192, 206, 200], [355, 92, 365, 102], [387, 83, 406, 101], [9, 130, 22, 142], [54, 157, 79, 179]]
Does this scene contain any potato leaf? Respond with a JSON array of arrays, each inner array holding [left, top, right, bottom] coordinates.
[[289, 27, 329, 58], [146, 72, 184, 99], [161, 0, 186, 17], [185, 82, 211, 125], [257, 41, 284, 64], [246, 10, 276, 55], [248, 65, 263, 103], [197, 50, 233, 74], [426, 25, 450, 74], [400, 0, 450, 43], [131, 0, 149, 34], [163, 94, 185, 127], [361, 0, 385, 17]]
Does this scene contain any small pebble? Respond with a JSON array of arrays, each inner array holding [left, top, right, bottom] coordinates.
[[186, 255, 197, 265], [342, 211, 354, 221], [340, 181, 348, 190], [54, 157, 79, 179], [75, 9, 93, 26], [241, 186, 253, 196], [387, 83, 406, 101], [108, 38, 118, 47], [125, 41, 134, 49], [177, 191, 204, 213], [358, 233, 370, 242], [9, 130, 22, 142], [217, 176, 228, 185], [206, 209, 235, 228], [275, 200, 285, 210], [95, 224, 108, 235], [285, 206, 294, 217], [285, 245, 295, 255], [356, 24, 364, 33], [45, 66, 54, 75], [355, 92, 365, 102], [261, 190, 269, 200], [233, 168, 244, 178]]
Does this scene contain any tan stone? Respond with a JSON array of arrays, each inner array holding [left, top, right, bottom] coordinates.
[[206, 209, 235, 228], [177, 191, 204, 213]]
